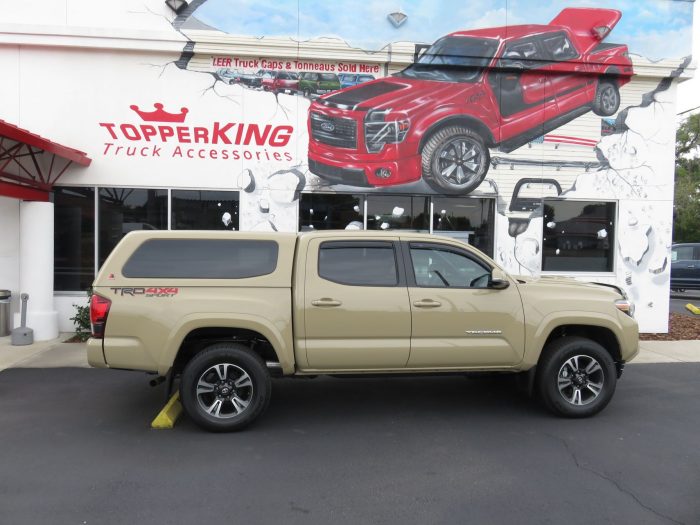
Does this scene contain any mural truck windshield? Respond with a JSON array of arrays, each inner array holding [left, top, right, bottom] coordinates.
[[399, 37, 498, 83]]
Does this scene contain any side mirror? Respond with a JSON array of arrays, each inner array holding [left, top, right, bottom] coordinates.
[[490, 268, 510, 290]]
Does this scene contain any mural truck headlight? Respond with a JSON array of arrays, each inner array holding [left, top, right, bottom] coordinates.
[[364, 109, 410, 154]]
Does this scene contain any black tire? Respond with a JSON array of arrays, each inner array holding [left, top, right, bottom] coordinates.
[[180, 343, 271, 432], [592, 79, 620, 116], [421, 125, 490, 195], [536, 336, 617, 418]]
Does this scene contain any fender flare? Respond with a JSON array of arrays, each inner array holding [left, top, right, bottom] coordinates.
[[158, 312, 294, 376]]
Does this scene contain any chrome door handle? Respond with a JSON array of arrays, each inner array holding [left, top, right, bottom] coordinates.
[[311, 298, 342, 307], [413, 299, 442, 308]]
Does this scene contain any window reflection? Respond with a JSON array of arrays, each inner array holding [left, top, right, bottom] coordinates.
[[542, 200, 615, 272], [299, 193, 364, 230], [366, 195, 429, 231], [98, 188, 167, 266], [432, 197, 495, 256], [54, 187, 95, 291], [172, 190, 239, 230]]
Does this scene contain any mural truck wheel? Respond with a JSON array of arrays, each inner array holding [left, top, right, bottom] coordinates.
[[421, 126, 490, 195], [592, 80, 620, 116]]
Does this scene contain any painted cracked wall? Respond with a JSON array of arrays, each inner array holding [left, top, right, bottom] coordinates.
[[8, 0, 690, 332]]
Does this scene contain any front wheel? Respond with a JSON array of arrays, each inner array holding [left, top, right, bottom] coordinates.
[[421, 125, 490, 195], [536, 337, 617, 418], [592, 80, 620, 116], [180, 343, 271, 432]]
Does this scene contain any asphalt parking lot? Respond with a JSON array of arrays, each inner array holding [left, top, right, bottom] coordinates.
[[1, 364, 699, 525]]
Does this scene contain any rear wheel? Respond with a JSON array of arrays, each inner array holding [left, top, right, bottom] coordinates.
[[180, 343, 271, 432], [592, 80, 620, 116], [421, 125, 490, 195], [536, 337, 617, 418]]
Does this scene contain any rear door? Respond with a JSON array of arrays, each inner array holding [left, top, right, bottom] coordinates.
[[404, 241, 525, 368], [539, 31, 593, 113], [303, 238, 411, 369]]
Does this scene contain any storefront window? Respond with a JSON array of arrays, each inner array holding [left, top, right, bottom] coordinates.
[[171, 190, 239, 230], [54, 187, 95, 291], [542, 200, 616, 272], [299, 193, 364, 230], [98, 188, 167, 266], [431, 197, 495, 256], [366, 195, 429, 231]]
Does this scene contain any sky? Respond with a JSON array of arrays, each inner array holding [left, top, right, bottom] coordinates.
[[193, 0, 695, 61]]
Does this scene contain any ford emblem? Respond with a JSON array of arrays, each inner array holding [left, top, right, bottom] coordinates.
[[320, 121, 336, 132]]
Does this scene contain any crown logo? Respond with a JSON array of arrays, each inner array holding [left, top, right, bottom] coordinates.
[[129, 103, 189, 123]]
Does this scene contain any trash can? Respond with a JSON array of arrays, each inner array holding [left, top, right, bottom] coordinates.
[[0, 290, 11, 337]]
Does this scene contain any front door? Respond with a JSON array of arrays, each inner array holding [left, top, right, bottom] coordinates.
[[405, 241, 525, 368], [304, 238, 411, 369]]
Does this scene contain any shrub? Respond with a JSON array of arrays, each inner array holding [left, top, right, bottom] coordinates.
[[70, 288, 92, 342]]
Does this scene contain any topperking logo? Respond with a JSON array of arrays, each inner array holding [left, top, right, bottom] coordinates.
[[98, 103, 294, 161]]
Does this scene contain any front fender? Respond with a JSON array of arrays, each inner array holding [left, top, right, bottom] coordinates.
[[523, 311, 625, 367]]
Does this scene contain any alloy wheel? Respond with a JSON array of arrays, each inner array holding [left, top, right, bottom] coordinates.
[[195, 363, 254, 419], [557, 355, 605, 406]]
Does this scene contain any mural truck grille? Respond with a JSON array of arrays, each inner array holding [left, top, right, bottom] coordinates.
[[310, 112, 357, 149]]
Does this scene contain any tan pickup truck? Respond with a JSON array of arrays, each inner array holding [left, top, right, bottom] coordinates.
[[87, 231, 638, 431]]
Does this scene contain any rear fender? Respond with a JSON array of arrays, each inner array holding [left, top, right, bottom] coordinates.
[[159, 313, 294, 376]]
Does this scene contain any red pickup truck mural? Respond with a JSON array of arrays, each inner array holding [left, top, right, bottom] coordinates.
[[307, 8, 634, 195]]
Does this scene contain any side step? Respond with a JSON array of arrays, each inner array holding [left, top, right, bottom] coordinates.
[[498, 105, 592, 153]]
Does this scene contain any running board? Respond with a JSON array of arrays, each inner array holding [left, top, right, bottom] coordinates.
[[498, 105, 592, 153]]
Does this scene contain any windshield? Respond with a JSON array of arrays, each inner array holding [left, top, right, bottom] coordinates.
[[397, 37, 498, 83]]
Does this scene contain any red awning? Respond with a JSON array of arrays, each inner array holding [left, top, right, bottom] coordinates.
[[0, 119, 91, 201]]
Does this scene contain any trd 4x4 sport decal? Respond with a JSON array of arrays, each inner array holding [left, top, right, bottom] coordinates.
[[110, 287, 179, 298]]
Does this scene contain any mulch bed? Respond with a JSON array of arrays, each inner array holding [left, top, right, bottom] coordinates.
[[640, 312, 700, 341]]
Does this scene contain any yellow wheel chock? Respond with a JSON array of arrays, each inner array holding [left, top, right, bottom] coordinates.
[[151, 392, 182, 429]]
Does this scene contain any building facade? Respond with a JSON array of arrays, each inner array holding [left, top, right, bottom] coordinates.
[[0, 0, 695, 338]]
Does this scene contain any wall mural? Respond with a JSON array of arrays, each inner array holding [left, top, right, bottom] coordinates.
[[83, 0, 692, 331]]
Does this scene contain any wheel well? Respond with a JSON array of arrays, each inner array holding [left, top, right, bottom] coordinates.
[[419, 116, 496, 150], [541, 325, 621, 362], [602, 67, 622, 86], [173, 327, 279, 374]]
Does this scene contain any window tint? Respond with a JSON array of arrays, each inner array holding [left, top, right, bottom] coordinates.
[[171, 190, 239, 230], [299, 193, 364, 231], [410, 246, 490, 288], [542, 200, 616, 272], [542, 33, 577, 61], [501, 39, 544, 68], [123, 239, 278, 279], [672, 246, 695, 261], [99, 188, 167, 266], [432, 197, 495, 256], [318, 241, 398, 286], [366, 195, 429, 231], [320, 73, 337, 81], [54, 187, 95, 291]]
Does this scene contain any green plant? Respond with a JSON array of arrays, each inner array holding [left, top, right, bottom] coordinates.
[[70, 288, 93, 342]]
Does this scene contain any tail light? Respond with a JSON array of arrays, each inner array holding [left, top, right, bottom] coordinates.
[[90, 294, 112, 339]]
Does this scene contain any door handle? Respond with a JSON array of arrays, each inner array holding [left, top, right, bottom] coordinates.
[[413, 299, 442, 308], [311, 298, 342, 307], [687, 265, 695, 269]]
